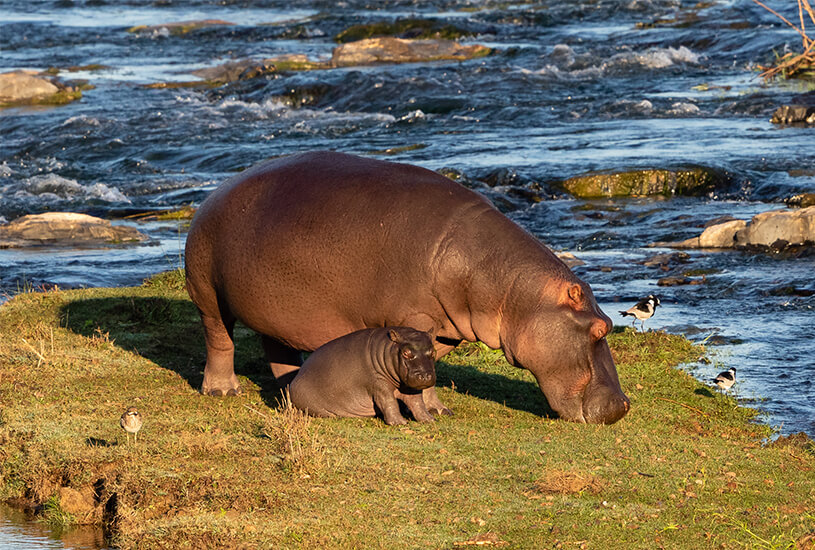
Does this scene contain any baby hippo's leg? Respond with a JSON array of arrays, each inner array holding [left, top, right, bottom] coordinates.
[[372, 385, 408, 426], [396, 390, 435, 423]]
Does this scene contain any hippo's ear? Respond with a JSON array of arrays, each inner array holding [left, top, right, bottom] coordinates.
[[388, 329, 403, 344], [564, 283, 583, 307]]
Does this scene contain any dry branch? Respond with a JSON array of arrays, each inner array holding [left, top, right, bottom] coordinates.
[[753, 0, 815, 79]]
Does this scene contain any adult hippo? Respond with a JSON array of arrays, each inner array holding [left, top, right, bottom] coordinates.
[[185, 151, 629, 424]]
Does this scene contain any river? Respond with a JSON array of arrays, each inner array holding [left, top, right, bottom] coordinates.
[[1, 0, 813, 446]]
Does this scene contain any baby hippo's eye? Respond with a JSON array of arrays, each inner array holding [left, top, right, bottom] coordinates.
[[401, 348, 415, 360]]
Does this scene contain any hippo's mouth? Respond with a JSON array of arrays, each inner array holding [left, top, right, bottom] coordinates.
[[536, 380, 630, 425]]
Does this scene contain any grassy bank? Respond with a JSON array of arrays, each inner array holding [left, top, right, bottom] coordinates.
[[0, 271, 813, 549]]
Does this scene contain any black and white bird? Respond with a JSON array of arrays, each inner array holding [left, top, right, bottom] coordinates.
[[619, 295, 660, 331], [120, 406, 143, 445], [712, 367, 736, 393]]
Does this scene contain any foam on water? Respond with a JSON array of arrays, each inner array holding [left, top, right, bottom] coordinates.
[[0, 175, 130, 209]]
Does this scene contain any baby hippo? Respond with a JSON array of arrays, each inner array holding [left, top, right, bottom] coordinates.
[[289, 327, 437, 425]]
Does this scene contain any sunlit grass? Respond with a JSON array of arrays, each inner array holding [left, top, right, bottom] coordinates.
[[0, 273, 813, 548]]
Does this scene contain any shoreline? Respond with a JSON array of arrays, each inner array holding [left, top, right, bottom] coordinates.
[[0, 271, 813, 548]]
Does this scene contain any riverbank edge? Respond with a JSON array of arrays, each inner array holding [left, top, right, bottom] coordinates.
[[0, 270, 813, 549]]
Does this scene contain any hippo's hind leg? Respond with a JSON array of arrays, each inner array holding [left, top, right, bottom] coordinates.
[[261, 336, 303, 388], [199, 312, 241, 396]]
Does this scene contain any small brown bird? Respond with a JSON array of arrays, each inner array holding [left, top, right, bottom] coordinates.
[[120, 406, 143, 444]]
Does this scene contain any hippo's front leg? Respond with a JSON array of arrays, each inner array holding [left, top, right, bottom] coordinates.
[[396, 390, 435, 423], [422, 387, 453, 416], [372, 385, 408, 426]]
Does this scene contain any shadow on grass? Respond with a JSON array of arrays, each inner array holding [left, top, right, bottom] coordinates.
[[61, 296, 555, 417], [61, 296, 282, 407], [694, 388, 716, 398], [86, 437, 118, 447], [436, 361, 556, 418]]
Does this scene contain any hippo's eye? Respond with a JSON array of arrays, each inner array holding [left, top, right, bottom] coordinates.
[[401, 349, 415, 360]]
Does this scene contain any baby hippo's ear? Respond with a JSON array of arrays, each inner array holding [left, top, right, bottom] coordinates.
[[388, 329, 404, 344]]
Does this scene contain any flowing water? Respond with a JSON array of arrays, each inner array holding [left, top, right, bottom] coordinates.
[[2, 0, 814, 451]]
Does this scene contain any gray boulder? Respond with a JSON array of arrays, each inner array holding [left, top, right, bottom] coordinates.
[[656, 207, 815, 250], [735, 206, 815, 248], [0, 212, 147, 248], [0, 71, 59, 103]]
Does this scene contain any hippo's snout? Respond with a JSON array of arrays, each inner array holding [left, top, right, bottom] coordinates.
[[582, 385, 630, 425], [406, 370, 436, 390]]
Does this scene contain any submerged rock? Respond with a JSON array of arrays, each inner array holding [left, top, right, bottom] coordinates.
[[334, 19, 471, 43], [331, 37, 491, 67], [558, 166, 726, 198], [0, 212, 147, 248], [556, 252, 585, 269], [0, 71, 82, 108], [128, 19, 234, 35]]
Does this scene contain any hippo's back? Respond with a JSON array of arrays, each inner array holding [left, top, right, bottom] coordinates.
[[185, 151, 497, 351]]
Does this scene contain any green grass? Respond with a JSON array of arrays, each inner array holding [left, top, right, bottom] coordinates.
[[0, 272, 813, 549]]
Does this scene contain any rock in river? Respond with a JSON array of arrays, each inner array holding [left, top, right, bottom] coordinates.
[[0, 71, 82, 108], [0, 212, 147, 248], [558, 166, 726, 198], [657, 206, 815, 250], [735, 206, 815, 248], [770, 105, 815, 125], [331, 37, 491, 67]]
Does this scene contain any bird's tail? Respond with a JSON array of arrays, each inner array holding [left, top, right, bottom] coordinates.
[[619, 310, 632, 317]]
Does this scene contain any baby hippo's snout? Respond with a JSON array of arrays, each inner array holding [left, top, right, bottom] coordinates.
[[405, 367, 436, 390]]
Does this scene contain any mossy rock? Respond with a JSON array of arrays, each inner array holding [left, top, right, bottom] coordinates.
[[0, 71, 85, 109], [334, 18, 471, 44], [786, 193, 815, 208], [558, 166, 726, 198]]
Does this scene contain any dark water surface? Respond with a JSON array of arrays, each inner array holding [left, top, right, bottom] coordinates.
[[2, 0, 814, 450], [0, 506, 107, 549]]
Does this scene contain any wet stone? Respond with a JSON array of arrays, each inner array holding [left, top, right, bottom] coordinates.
[[642, 251, 691, 268], [331, 37, 491, 67], [770, 105, 815, 125], [657, 275, 705, 286], [0, 212, 147, 248], [786, 193, 815, 208], [558, 166, 726, 198]]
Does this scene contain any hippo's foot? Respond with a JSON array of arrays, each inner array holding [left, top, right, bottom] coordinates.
[[384, 413, 409, 426], [201, 375, 241, 397], [422, 387, 453, 417]]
